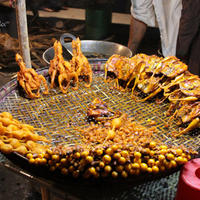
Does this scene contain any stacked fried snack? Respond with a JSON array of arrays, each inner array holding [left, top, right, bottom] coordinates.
[[16, 53, 49, 99], [105, 54, 200, 136], [0, 112, 48, 156], [49, 38, 92, 93]]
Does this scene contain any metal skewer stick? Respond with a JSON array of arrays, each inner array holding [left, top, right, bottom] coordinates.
[[15, 0, 32, 68]]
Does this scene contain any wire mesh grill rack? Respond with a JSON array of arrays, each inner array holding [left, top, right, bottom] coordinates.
[[0, 63, 199, 151]]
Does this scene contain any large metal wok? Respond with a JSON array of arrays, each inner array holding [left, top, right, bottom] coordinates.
[[42, 33, 132, 64], [0, 60, 200, 199]]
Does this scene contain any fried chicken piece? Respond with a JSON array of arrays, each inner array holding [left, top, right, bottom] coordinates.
[[104, 54, 144, 90], [166, 82, 200, 136], [140, 54, 162, 74], [49, 40, 78, 93], [162, 71, 199, 101], [179, 77, 200, 97], [133, 56, 188, 102], [104, 54, 123, 80], [59, 60, 79, 92], [131, 55, 164, 101], [16, 53, 48, 99], [160, 56, 188, 78], [104, 53, 200, 136], [173, 101, 200, 137], [70, 37, 93, 88], [49, 41, 60, 88], [176, 101, 200, 123]]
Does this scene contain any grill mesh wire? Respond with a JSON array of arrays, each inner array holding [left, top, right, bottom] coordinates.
[[0, 68, 199, 151]]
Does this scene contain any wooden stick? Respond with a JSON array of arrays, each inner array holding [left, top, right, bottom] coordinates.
[[15, 0, 32, 68], [40, 186, 50, 200]]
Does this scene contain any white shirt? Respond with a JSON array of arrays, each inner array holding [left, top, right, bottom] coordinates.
[[131, 0, 182, 57]]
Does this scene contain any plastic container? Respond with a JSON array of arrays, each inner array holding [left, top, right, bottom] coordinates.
[[85, 4, 112, 40], [175, 158, 200, 200]]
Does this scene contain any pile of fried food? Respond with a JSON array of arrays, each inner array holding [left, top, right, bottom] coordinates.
[[105, 54, 200, 137], [16, 37, 200, 136], [11, 39, 200, 178], [0, 110, 196, 178], [0, 112, 48, 156], [0, 101, 197, 179], [49, 38, 92, 93], [17, 37, 92, 98]]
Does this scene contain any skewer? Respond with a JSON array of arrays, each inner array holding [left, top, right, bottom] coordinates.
[[15, 0, 32, 68]]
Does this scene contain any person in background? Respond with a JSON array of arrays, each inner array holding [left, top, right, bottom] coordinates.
[[176, 0, 200, 75], [128, 0, 182, 57]]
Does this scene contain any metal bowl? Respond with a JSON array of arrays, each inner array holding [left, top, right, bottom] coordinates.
[[43, 33, 132, 64]]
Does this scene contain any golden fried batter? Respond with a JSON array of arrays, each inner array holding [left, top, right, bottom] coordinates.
[[104, 53, 200, 136], [16, 53, 48, 98], [0, 112, 48, 155], [49, 41, 78, 93], [71, 37, 93, 88]]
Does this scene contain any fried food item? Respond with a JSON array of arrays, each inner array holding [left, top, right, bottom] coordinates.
[[130, 54, 163, 101], [104, 54, 145, 91], [160, 56, 188, 78], [49, 41, 60, 88], [0, 112, 48, 155], [49, 38, 92, 92], [82, 114, 154, 146], [134, 56, 188, 102], [71, 37, 93, 88], [176, 102, 200, 123], [104, 54, 121, 81], [179, 77, 200, 97], [49, 41, 78, 93], [16, 53, 49, 98], [44, 114, 194, 178], [104, 53, 200, 136], [160, 71, 200, 136], [87, 98, 121, 122], [167, 101, 200, 137], [1, 110, 195, 178]]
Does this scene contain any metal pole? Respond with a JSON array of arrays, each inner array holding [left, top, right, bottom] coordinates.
[[15, 0, 31, 68]]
